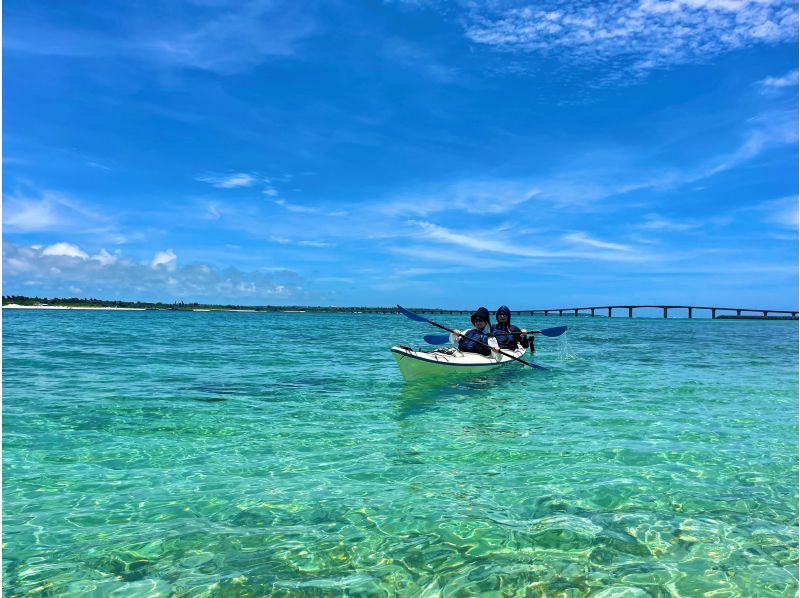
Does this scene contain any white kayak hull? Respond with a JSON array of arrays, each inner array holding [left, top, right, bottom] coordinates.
[[391, 345, 528, 381]]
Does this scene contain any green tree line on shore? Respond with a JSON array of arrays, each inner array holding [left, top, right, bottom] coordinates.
[[1, 295, 406, 313]]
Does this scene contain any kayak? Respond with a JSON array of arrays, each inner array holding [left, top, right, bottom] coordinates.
[[390, 344, 528, 381]]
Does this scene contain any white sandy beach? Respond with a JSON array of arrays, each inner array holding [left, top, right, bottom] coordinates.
[[3, 304, 147, 311]]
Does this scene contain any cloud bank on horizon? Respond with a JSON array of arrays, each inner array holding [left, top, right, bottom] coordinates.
[[3, 0, 797, 308]]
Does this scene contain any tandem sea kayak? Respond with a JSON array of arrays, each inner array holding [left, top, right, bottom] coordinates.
[[390, 344, 529, 381]]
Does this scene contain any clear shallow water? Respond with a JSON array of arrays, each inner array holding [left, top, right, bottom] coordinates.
[[3, 310, 797, 596]]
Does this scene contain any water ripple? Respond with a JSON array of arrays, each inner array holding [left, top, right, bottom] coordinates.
[[3, 311, 797, 595]]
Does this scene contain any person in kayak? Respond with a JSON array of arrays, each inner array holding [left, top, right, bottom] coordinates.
[[449, 306, 500, 357], [492, 305, 532, 352]]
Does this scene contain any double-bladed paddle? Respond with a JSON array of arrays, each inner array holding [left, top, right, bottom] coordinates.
[[396, 305, 548, 370], [423, 324, 567, 346]]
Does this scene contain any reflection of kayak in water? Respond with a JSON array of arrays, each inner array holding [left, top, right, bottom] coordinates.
[[390, 344, 528, 381]]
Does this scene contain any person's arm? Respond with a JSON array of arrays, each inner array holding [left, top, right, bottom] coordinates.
[[516, 326, 530, 349], [487, 336, 501, 360], [449, 329, 462, 344]]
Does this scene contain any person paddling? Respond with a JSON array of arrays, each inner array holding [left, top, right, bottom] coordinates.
[[492, 305, 532, 353], [449, 307, 500, 357]]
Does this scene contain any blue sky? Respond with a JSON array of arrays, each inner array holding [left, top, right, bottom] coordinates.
[[4, 0, 798, 308]]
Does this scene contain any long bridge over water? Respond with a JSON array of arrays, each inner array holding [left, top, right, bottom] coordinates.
[[349, 305, 798, 319]]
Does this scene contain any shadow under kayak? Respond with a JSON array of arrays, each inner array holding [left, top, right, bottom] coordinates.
[[390, 345, 528, 381]]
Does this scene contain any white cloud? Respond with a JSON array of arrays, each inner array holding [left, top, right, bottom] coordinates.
[[269, 235, 331, 247], [42, 242, 89, 259], [263, 188, 279, 197], [562, 232, 630, 251], [92, 249, 119, 266], [639, 214, 701, 231], [3, 241, 305, 301], [758, 69, 799, 92], [151, 249, 178, 270], [197, 173, 257, 188], [297, 240, 332, 248], [273, 198, 318, 213], [464, 0, 797, 79]]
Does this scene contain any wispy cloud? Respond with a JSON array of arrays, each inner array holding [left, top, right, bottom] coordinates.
[[412, 221, 555, 258], [638, 213, 701, 231], [382, 36, 460, 83], [196, 172, 258, 188], [4, 189, 108, 233], [756, 196, 799, 229], [376, 107, 796, 221], [269, 235, 331, 247], [698, 109, 798, 178], [147, 1, 316, 73], [410, 220, 648, 262], [7, 1, 316, 74], [382, 180, 540, 216], [298, 240, 332, 248], [562, 232, 630, 251], [389, 245, 510, 269], [463, 0, 797, 80], [273, 198, 318, 213], [206, 203, 222, 220]]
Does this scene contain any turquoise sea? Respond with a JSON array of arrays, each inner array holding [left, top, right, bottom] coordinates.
[[3, 310, 798, 596]]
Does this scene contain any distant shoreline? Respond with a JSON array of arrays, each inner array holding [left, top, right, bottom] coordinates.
[[2, 304, 308, 313], [3, 297, 796, 319], [3, 304, 147, 311]]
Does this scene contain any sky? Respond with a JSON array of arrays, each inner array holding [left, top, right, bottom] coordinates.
[[3, 0, 798, 308]]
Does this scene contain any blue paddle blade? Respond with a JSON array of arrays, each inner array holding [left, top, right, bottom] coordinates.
[[539, 325, 567, 337], [396, 305, 430, 323], [424, 334, 450, 345]]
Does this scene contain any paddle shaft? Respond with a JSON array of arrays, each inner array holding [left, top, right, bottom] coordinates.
[[424, 332, 534, 347], [425, 323, 570, 345], [420, 320, 543, 370]]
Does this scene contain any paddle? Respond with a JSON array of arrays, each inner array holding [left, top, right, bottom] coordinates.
[[423, 325, 567, 345], [396, 305, 547, 370]]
